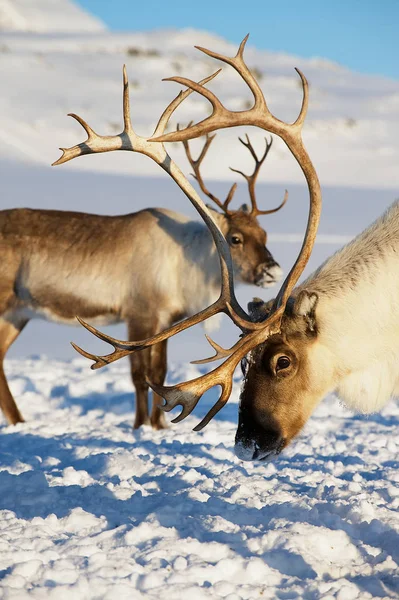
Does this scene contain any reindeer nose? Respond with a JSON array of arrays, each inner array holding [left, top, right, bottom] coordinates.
[[255, 262, 283, 288], [234, 435, 283, 461], [234, 419, 284, 461], [234, 437, 259, 461]]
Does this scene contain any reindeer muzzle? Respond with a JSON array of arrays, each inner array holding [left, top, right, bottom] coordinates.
[[254, 262, 283, 288], [234, 411, 285, 461]]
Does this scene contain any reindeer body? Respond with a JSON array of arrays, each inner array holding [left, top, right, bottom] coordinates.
[[0, 205, 282, 428], [301, 198, 399, 413], [1, 207, 221, 327], [236, 199, 399, 460]]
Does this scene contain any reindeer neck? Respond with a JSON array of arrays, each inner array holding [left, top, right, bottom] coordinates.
[[301, 200, 399, 371]]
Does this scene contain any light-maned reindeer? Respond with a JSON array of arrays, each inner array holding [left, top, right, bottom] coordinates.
[[0, 72, 287, 429], [56, 36, 398, 461]]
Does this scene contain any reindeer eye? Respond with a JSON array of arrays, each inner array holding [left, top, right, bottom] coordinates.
[[231, 235, 243, 245], [276, 356, 291, 371]]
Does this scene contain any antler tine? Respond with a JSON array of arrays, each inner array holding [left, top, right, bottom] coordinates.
[[181, 126, 221, 207], [195, 34, 267, 113], [179, 124, 237, 214], [230, 134, 274, 216], [190, 334, 233, 364], [190, 331, 258, 365], [256, 189, 289, 216], [52, 66, 135, 167], [153, 70, 221, 138], [223, 182, 237, 212], [234, 134, 288, 217], [150, 348, 238, 428], [70, 341, 131, 370], [239, 133, 272, 167], [293, 68, 309, 128]]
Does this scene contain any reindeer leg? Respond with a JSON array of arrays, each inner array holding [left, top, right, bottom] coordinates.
[[150, 339, 168, 430], [129, 347, 152, 429], [128, 320, 152, 429], [0, 317, 28, 425]]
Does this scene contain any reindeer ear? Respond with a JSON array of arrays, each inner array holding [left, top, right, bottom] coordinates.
[[293, 290, 319, 333], [238, 203, 250, 213], [248, 297, 273, 321]]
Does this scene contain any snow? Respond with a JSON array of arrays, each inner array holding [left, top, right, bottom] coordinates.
[[0, 357, 398, 599], [0, 2, 398, 598], [0, 0, 105, 33]]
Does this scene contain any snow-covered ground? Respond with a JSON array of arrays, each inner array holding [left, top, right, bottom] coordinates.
[[0, 357, 398, 599], [0, 1, 398, 598]]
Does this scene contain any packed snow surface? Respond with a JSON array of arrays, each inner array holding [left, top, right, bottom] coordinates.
[[0, 357, 398, 599]]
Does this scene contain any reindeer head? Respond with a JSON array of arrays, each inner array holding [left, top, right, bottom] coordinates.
[[180, 129, 286, 290], [218, 206, 282, 288], [235, 291, 334, 461]]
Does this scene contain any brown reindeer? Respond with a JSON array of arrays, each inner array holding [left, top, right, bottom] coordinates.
[[0, 71, 287, 429], [68, 37, 398, 461]]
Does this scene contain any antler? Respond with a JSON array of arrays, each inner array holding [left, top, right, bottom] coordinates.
[[54, 64, 262, 371], [180, 124, 237, 214], [230, 135, 288, 216], [56, 36, 321, 430]]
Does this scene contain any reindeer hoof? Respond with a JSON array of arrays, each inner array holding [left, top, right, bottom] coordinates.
[[151, 419, 169, 430], [133, 417, 151, 429]]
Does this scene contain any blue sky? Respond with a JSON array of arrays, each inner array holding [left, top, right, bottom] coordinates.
[[77, 0, 398, 79]]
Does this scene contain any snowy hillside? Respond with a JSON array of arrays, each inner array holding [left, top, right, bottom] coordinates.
[[0, 12, 398, 188], [0, 0, 105, 32]]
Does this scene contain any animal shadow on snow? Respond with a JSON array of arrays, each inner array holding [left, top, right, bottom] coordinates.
[[49, 365, 240, 424], [51, 384, 133, 417], [1, 368, 398, 595], [0, 428, 319, 582]]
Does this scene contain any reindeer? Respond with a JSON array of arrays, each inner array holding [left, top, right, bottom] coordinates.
[[58, 36, 398, 460], [0, 72, 287, 430], [232, 200, 399, 460]]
